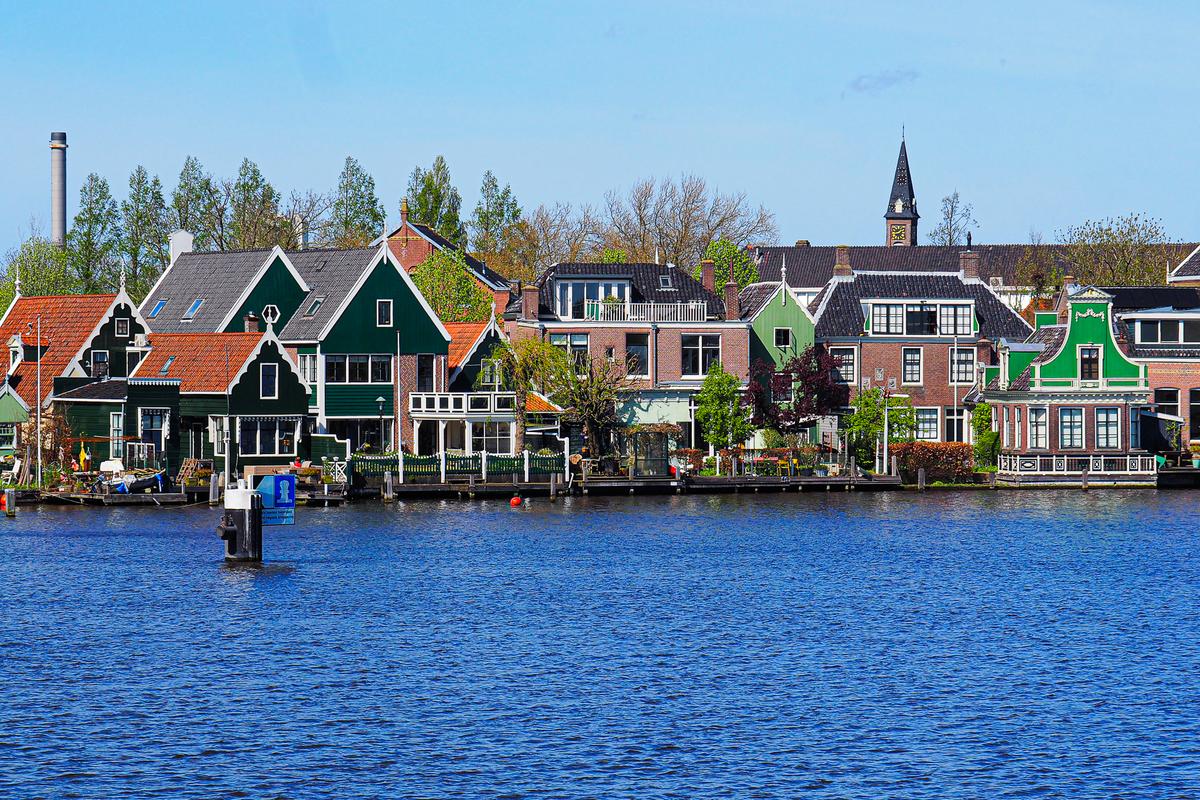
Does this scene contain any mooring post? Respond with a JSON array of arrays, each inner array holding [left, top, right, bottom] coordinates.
[[216, 484, 263, 563], [383, 470, 394, 502], [208, 473, 220, 505], [918, 467, 927, 492]]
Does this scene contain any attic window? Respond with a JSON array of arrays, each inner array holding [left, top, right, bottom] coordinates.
[[303, 296, 325, 317], [159, 356, 176, 376], [149, 299, 167, 319], [659, 274, 672, 289], [182, 298, 205, 320]]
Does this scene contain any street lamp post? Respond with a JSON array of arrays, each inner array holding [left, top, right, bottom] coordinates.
[[376, 396, 386, 452]]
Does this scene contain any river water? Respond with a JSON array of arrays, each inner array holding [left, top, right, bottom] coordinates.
[[1, 491, 1198, 798]]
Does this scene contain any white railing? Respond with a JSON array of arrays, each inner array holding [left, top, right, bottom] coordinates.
[[409, 392, 518, 415], [583, 299, 707, 323], [997, 452, 1157, 475]]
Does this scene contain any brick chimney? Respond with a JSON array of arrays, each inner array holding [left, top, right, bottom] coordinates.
[[521, 283, 540, 320], [243, 312, 260, 333], [834, 245, 852, 277], [959, 249, 980, 280], [699, 259, 715, 293], [724, 266, 740, 320]]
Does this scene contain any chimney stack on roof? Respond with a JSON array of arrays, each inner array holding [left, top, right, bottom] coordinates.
[[49, 132, 67, 247], [724, 265, 740, 320], [959, 249, 980, 280], [521, 283, 539, 320], [834, 245, 852, 277], [699, 259, 715, 293]]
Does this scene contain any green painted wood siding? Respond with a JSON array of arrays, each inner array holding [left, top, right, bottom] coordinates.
[[227, 340, 309, 417], [748, 288, 815, 369], [80, 301, 147, 378], [321, 256, 448, 356], [222, 256, 307, 333]]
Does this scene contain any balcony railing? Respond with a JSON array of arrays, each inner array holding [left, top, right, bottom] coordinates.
[[997, 452, 1157, 475], [409, 392, 518, 416], [583, 299, 707, 323]]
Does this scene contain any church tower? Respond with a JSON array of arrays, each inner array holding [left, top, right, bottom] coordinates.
[[885, 139, 918, 246]]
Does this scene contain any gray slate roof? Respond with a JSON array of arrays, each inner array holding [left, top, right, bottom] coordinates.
[[142, 249, 271, 333], [812, 273, 1032, 340], [738, 282, 783, 320], [142, 247, 379, 341], [529, 263, 726, 319]]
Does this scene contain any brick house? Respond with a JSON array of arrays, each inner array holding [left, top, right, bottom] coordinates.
[[385, 199, 511, 315], [504, 261, 750, 449], [809, 247, 1031, 444]]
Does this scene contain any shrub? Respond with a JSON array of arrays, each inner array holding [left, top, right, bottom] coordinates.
[[890, 441, 974, 483]]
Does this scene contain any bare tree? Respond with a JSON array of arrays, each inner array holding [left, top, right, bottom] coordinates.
[[928, 191, 977, 246]]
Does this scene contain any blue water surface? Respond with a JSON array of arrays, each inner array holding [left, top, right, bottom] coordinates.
[[1, 491, 1198, 799]]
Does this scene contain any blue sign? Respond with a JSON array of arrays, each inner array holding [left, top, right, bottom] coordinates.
[[256, 474, 296, 526]]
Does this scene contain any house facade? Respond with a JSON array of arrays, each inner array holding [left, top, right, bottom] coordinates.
[[504, 261, 751, 449], [809, 248, 1031, 443], [982, 287, 1155, 484]]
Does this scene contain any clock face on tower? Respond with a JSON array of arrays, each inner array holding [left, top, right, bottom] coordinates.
[[890, 223, 907, 243]]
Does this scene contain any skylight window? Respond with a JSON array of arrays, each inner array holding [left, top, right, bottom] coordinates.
[[303, 296, 325, 317], [159, 356, 176, 376], [149, 299, 167, 318], [182, 298, 204, 320]]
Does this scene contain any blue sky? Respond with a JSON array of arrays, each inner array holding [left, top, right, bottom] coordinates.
[[1, 0, 1196, 256]]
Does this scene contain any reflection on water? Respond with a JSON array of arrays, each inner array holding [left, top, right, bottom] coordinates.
[[1, 491, 1198, 798]]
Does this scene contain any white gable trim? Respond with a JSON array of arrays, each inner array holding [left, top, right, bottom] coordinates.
[[216, 247, 311, 333], [224, 325, 310, 395], [317, 244, 452, 343]]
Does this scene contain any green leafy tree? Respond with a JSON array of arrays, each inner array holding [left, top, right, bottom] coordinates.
[[410, 248, 493, 323], [169, 156, 220, 251], [599, 247, 628, 264], [470, 171, 521, 254], [842, 388, 916, 468], [971, 402, 1000, 467], [559, 353, 628, 457], [489, 338, 570, 453], [406, 155, 466, 247], [0, 231, 78, 311], [67, 173, 122, 293], [694, 363, 755, 448], [120, 165, 170, 301], [329, 156, 386, 247], [691, 237, 758, 290], [227, 158, 284, 250]]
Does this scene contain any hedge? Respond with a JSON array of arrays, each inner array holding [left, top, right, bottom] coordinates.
[[889, 441, 974, 483]]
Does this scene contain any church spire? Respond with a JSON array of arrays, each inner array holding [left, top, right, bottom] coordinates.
[[884, 139, 919, 246]]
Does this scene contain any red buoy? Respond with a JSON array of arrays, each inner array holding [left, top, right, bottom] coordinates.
[[510, 496, 522, 508]]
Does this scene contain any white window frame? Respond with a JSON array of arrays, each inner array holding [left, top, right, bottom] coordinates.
[[1028, 406, 1049, 450], [829, 346, 856, 384], [949, 346, 976, 386], [376, 299, 393, 327], [901, 347, 923, 385], [1059, 407, 1084, 449], [915, 407, 940, 441], [1096, 407, 1120, 450], [260, 363, 279, 400], [115, 317, 130, 338], [109, 412, 124, 458], [773, 327, 792, 349]]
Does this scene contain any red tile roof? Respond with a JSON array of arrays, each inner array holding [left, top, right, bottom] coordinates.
[[444, 321, 492, 370], [0, 294, 118, 407], [134, 332, 263, 393]]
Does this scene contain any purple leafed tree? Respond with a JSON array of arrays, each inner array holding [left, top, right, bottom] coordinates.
[[747, 348, 849, 435]]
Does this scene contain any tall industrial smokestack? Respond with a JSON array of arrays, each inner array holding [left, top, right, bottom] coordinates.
[[50, 132, 67, 247]]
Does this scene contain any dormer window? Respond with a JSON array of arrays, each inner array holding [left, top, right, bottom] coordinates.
[[149, 299, 167, 319], [182, 299, 204, 321]]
